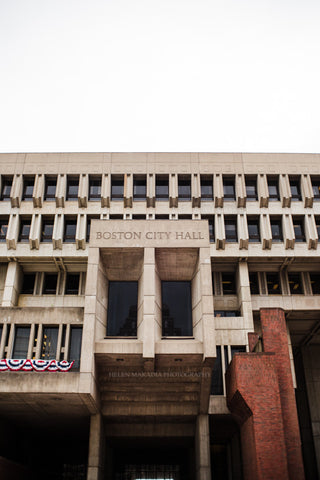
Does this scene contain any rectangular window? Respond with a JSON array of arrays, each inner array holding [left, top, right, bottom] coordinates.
[[133, 175, 147, 201], [41, 327, 59, 360], [248, 218, 260, 242], [64, 218, 77, 243], [214, 310, 241, 317], [19, 218, 31, 242], [41, 217, 54, 243], [245, 177, 258, 201], [162, 281, 192, 336], [202, 215, 214, 242], [178, 175, 191, 201], [0, 217, 8, 242], [200, 175, 213, 200], [111, 175, 124, 200], [221, 273, 236, 295], [21, 273, 36, 294], [249, 272, 260, 294], [293, 218, 305, 242], [155, 175, 169, 201], [211, 346, 223, 395], [65, 273, 80, 295], [310, 273, 320, 294], [288, 273, 303, 294], [268, 177, 280, 201], [22, 177, 34, 201], [43, 274, 58, 294], [107, 281, 138, 336], [270, 218, 283, 242], [290, 177, 301, 201], [44, 176, 57, 201], [223, 176, 235, 201], [12, 326, 30, 358], [66, 176, 79, 200], [311, 177, 320, 201], [68, 326, 83, 370], [1, 176, 12, 200], [86, 216, 99, 242], [89, 176, 101, 201], [266, 272, 281, 295], [225, 217, 237, 242], [230, 345, 246, 359], [132, 215, 146, 220]]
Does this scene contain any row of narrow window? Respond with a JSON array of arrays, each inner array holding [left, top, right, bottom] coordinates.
[[1, 174, 320, 202], [21, 272, 84, 295]]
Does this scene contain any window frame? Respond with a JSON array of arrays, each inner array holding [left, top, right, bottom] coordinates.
[[270, 218, 283, 242], [155, 175, 169, 201], [66, 176, 79, 201], [133, 175, 147, 201], [224, 217, 238, 243], [267, 177, 280, 201], [0, 217, 8, 242], [22, 177, 34, 201], [161, 280, 193, 337], [44, 176, 57, 201], [88, 176, 101, 201], [245, 177, 258, 201], [111, 175, 124, 201], [247, 218, 260, 243], [290, 177, 302, 201], [223, 176, 236, 201], [200, 175, 213, 200], [63, 218, 77, 243], [1, 176, 12, 201], [19, 218, 31, 243], [41, 217, 54, 243], [293, 217, 305, 242], [178, 175, 191, 201]]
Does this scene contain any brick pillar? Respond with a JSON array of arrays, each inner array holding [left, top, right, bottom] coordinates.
[[226, 353, 289, 480], [260, 308, 305, 480]]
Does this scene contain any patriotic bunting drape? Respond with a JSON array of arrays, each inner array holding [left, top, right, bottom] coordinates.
[[0, 359, 74, 372]]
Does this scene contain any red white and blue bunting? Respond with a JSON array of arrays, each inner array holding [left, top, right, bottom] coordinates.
[[0, 359, 74, 372]]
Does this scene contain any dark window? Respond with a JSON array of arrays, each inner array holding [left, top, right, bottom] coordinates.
[[268, 177, 280, 201], [41, 217, 54, 243], [0, 218, 8, 242], [225, 217, 237, 242], [19, 218, 31, 242], [22, 177, 34, 201], [179, 214, 192, 219], [111, 175, 124, 200], [312, 177, 320, 200], [66, 176, 79, 200], [1, 177, 12, 200], [133, 175, 146, 201], [107, 281, 138, 336], [202, 215, 214, 242], [0, 325, 2, 345], [248, 218, 260, 242], [293, 218, 305, 242], [41, 327, 59, 360], [64, 218, 77, 243], [178, 176, 191, 201], [271, 218, 283, 242], [290, 178, 301, 201], [230, 345, 246, 359], [315, 217, 320, 242], [162, 281, 192, 336], [266, 272, 281, 295], [249, 273, 260, 294], [44, 177, 56, 201], [310, 274, 320, 294], [89, 176, 101, 201], [211, 346, 223, 395], [221, 273, 236, 295], [12, 326, 30, 358], [245, 177, 258, 201], [201, 176, 213, 200], [214, 310, 241, 317], [68, 326, 83, 369], [21, 273, 36, 294], [156, 175, 169, 201], [223, 177, 235, 201], [109, 214, 123, 219], [132, 215, 146, 220], [288, 273, 303, 295], [43, 274, 58, 294], [65, 273, 80, 295], [155, 214, 169, 219]]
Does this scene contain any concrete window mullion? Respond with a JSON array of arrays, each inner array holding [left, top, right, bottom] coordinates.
[[64, 324, 71, 360]]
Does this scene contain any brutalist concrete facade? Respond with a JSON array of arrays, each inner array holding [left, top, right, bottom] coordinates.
[[0, 153, 319, 479]]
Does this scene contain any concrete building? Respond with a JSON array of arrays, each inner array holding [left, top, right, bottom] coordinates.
[[0, 152, 319, 480]]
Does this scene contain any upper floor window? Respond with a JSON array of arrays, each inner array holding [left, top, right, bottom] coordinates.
[[107, 281, 138, 336], [66, 176, 79, 200], [21, 273, 36, 294], [68, 326, 83, 370], [133, 175, 146, 201], [1, 176, 12, 200], [22, 177, 34, 201], [43, 274, 58, 294], [223, 176, 235, 201], [178, 175, 191, 201], [266, 272, 281, 295], [225, 217, 237, 242], [156, 175, 169, 201], [270, 217, 283, 242], [111, 175, 124, 201], [249, 272, 259, 294], [248, 218, 260, 242], [0, 217, 8, 242], [19, 218, 31, 242], [290, 177, 301, 201], [44, 177, 56, 201], [65, 273, 80, 295], [245, 177, 258, 201], [288, 273, 303, 294], [41, 217, 54, 243], [268, 177, 280, 201], [202, 215, 214, 242], [12, 326, 30, 358], [86, 215, 99, 242], [315, 217, 320, 242], [214, 310, 241, 317], [200, 175, 213, 200], [311, 177, 320, 201], [64, 218, 77, 243], [293, 217, 305, 242], [162, 281, 192, 336], [41, 327, 59, 360], [89, 176, 101, 201], [221, 273, 237, 295], [310, 273, 320, 295]]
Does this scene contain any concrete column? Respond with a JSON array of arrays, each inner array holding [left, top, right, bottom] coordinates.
[[2, 261, 22, 307], [87, 413, 105, 480], [195, 414, 211, 480]]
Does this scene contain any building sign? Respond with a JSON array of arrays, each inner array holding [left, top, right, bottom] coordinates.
[[90, 220, 209, 247]]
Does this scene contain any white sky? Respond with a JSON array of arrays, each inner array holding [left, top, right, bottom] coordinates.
[[0, 0, 319, 153]]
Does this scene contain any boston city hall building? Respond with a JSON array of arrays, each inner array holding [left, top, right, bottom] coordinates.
[[0, 152, 320, 480]]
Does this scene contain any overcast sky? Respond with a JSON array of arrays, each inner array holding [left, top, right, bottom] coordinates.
[[0, 0, 319, 153]]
